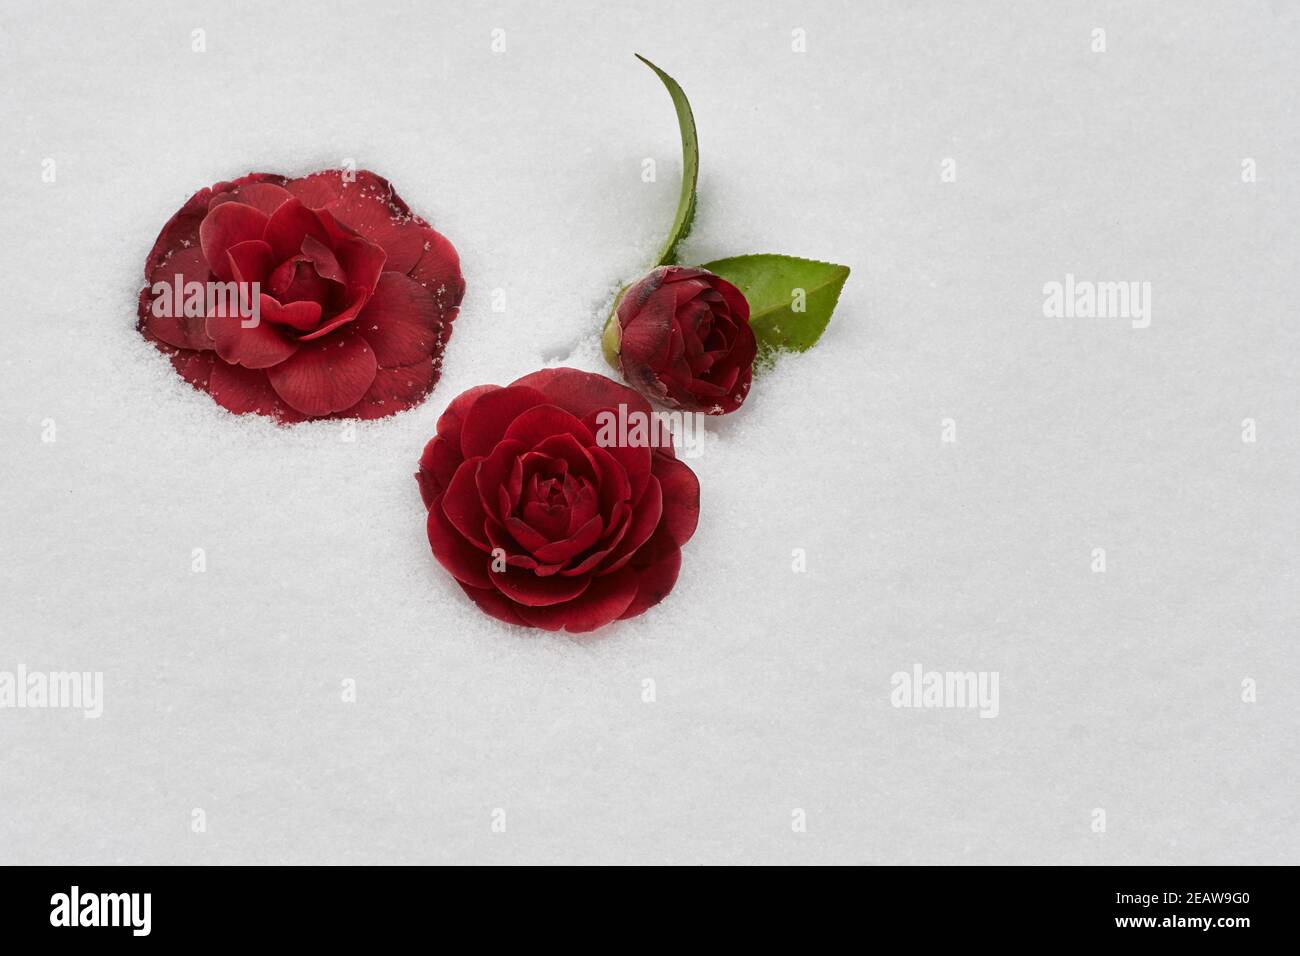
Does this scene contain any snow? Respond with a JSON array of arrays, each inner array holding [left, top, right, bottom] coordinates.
[[1, 0, 1296, 864]]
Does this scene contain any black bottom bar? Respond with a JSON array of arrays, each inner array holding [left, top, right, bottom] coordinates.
[[0, 864, 1286, 943]]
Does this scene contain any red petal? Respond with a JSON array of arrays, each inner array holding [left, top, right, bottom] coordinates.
[[266, 330, 378, 417], [261, 295, 323, 332], [168, 348, 215, 390], [283, 170, 342, 209], [263, 197, 330, 263], [587, 444, 632, 521], [455, 582, 529, 628], [206, 299, 300, 369], [514, 565, 639, 632], [300, 234, 346, 284], [510, 367, 654, 423], [417, 437, 452, 508], [426, 494, 493, 589], [442, 459, 491, 550], [408, 227, 465, 310], [349, 357, 437, 420], [618, 295, 674, 368], [499, 514, 551, 555], [459, 386, 550, 458], [650, 453, 700, 547], [598, 475, 662, 575], [438, 385, 499, 441], [334, 233, 387, 301], [501, 404, 595, 449], [288, 236, 386, 344], [533, 432, 599, 483], [149, 241, 211, 288], [617, 532, 684, 622], [295, 298, 366, 341], [141, 245, 214, 350], [325, 171, 427, 272], [709, 272, 750, 324], [355, 272, 441, 368], [225, 239, 274, 285], [489, 565, 591, 608], [562, 515, 628, 577], [144, 187, 210, 278], [591, 437, 652, 505], [474, 438, 527, 520], [713, 328, 756, 414], [533, 514, 603, 565], [208, 360, 282, 417], [210, 182, 294, 217], [416, 385, 500, 499], [199, 202, 270, 281]]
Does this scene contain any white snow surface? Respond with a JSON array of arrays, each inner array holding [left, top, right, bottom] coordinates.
[[1, 0, 1297, 864]]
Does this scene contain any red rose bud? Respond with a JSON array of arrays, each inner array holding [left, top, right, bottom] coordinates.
[[612, 266, 757, 415]]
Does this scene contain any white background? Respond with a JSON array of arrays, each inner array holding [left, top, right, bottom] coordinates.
[[1, 0, 1296, 864]]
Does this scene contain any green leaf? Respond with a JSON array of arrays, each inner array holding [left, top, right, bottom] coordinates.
[[699, 254, 850, 355], [636, 54, 698, 267]]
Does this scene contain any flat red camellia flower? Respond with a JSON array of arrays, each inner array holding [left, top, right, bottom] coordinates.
[[138, 170, 464, 421], [416, 368, 700, 632]]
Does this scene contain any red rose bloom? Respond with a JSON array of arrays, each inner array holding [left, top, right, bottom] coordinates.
[[138, 170, 464, 421], [416, 368, 700, 632], [613, 265, 756, 415]]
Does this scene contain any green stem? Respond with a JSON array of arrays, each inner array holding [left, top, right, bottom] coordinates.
[[635, 54, 698, 267]]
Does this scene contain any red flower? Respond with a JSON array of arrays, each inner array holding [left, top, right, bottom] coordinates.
[[614, 266, 756, 414], [416, 368, 700, 632], [138, 170, 464, 421]]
